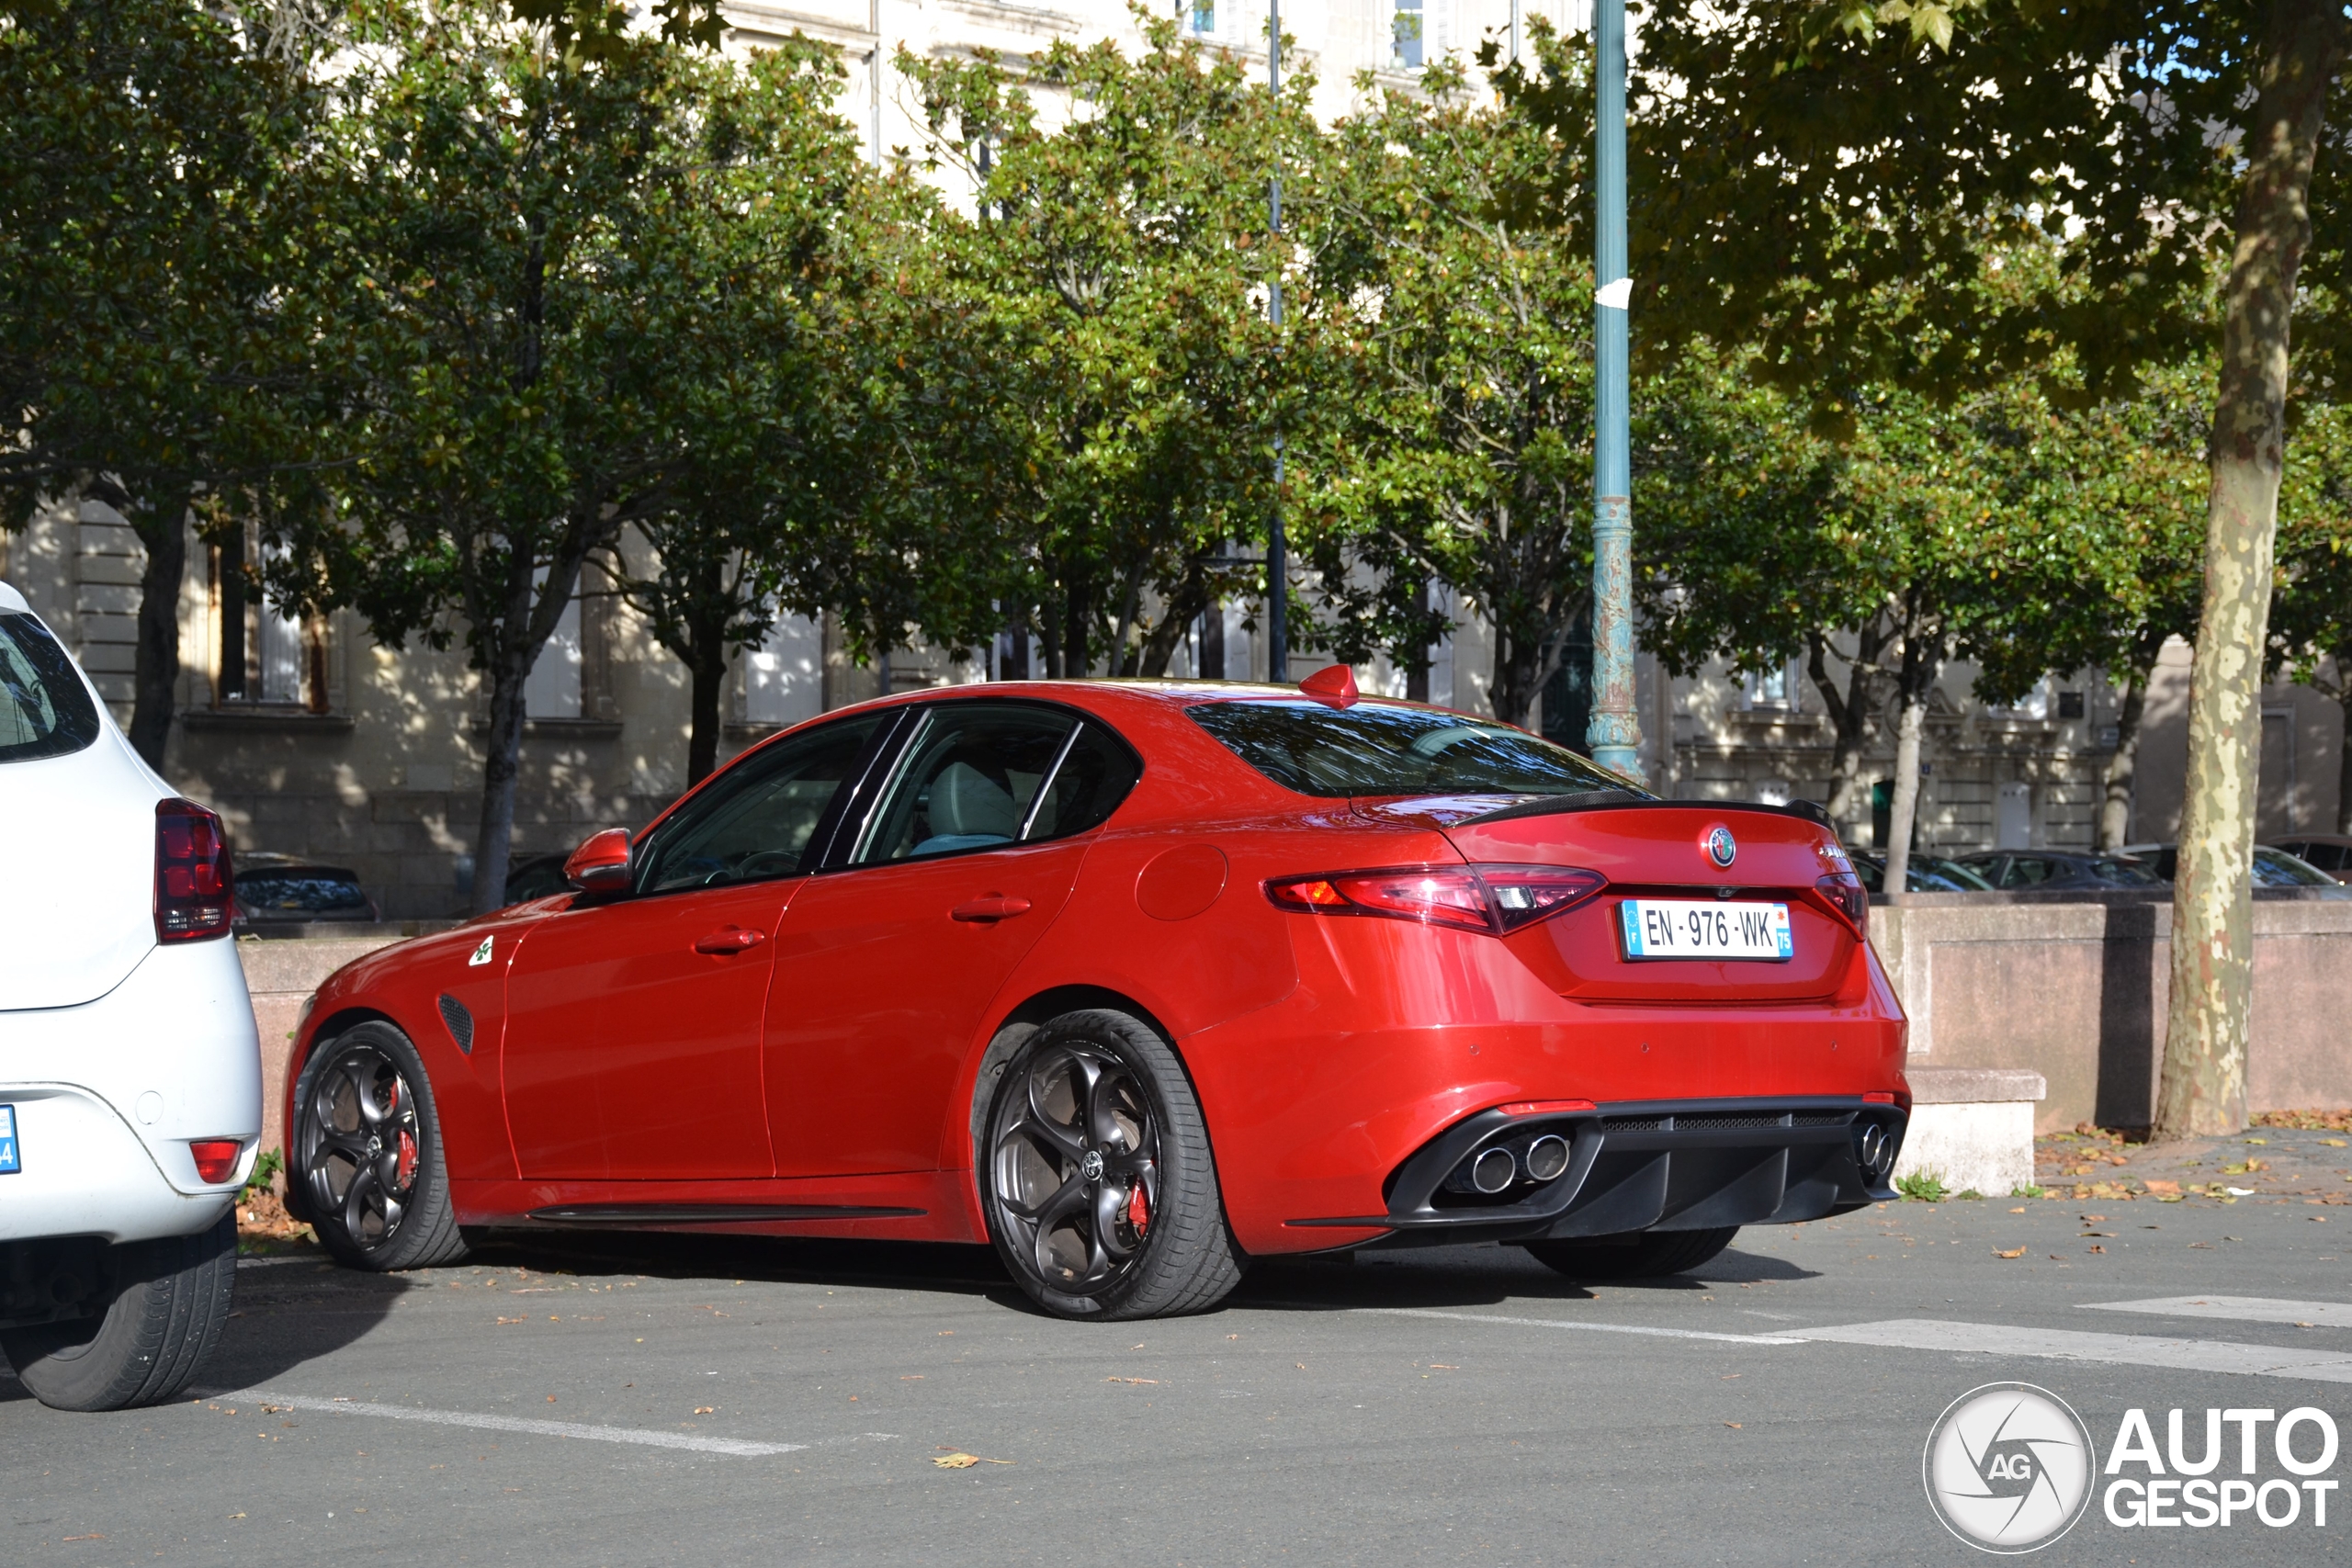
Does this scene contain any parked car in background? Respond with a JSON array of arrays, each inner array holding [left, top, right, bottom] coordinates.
[[0, 581, 259, 1411], [2121, 841, 2349, 892], [1951, 850, 2164, 891], [284, 668, 1908, 1322], [499, 852, 573, 908], [2268, 834, 2352, 883], [233, 854, 379, 926], [1849, 852, 1995, 894]]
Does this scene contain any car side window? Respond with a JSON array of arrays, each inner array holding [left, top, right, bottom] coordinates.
[[2003, 857, 2050, 887], [636, 714, 885, 894], [851, 704, 1140, 866]]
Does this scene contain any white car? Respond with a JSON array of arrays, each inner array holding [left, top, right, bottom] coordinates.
[[0, 580, 261, 1410]]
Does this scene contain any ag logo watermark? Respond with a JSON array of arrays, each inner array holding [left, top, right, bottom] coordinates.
[[1922, 1383, 2098, 1552]]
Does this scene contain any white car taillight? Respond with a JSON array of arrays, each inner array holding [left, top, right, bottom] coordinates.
[[154, 797, 233, 942]]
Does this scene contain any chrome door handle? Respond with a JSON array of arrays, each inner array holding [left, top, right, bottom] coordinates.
[[694, 926, 766, 954], [951, 897, 1033, 923]]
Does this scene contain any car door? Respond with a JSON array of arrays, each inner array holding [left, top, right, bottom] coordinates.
[[497, 713, 888, 1180], [763, 700, 1141, 1178]]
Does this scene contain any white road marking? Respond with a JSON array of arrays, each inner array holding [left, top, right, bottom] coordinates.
[[2079, 1295, 2352, 1329], [209, 1389, 892, 1458], [1788, 1319, 2352, 1383], [1347, 1306, 1807, 1346]]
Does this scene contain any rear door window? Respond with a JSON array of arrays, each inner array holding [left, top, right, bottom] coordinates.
[[0, 612, 101, 763], [2001, 857, 2050, 887], [850, 702, 1140, 865]]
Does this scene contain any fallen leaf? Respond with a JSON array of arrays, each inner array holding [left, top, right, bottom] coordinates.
[[1995, 1247, 2027, 1258], [900, 1375, 925, 1381], [933, 1450, 1014, 1468], [1724, 1422, 1742, 1428], [2142, 1179, 2181, 1194], [2088, 1244, 2107, 1253], [2081, 1214, 2107, 1223], [1227, 1334, 1239, 1340], [1428, 1363, 1459, 1370], [62, 1534, 104, 1542], [937, 1331, 955, 1337], [695, 1406, 716, 1414], [1103, 1376, 1159, 1385], [1295, 1362, 1307, 1371], [2008, 1206, 2027, 1213]]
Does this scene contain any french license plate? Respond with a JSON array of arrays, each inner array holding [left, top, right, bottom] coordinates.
[[1618, 899, 1793, 962], [0, 1105, 17, 1174]]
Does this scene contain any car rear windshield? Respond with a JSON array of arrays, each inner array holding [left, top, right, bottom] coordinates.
[[0, 612, 101, 764], [1187, 699, 1646, 799]]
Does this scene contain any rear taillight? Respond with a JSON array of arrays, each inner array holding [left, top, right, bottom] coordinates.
[[155, 797, 233, 942], [1266, 864, 1608, 936], [189, 1139, 243, 1184], [1815, 872, 1867, 935]]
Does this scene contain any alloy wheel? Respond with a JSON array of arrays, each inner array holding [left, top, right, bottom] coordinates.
[[300, 1043, 422, 1253], [989, 1042, 1159, 1295]]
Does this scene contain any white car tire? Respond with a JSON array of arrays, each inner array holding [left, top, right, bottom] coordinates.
[[1, 1211, 236, 1411]]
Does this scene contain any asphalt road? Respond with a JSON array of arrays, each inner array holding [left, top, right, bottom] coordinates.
[[7, 1128, 2352, 1566]]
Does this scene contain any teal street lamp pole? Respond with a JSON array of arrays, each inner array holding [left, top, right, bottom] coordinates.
[[1586, 0, 1642, 778], [1265, 0, 1288, 682]]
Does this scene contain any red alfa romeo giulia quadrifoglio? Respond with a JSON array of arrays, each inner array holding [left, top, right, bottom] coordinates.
[[286, 669, 1908, 1320]]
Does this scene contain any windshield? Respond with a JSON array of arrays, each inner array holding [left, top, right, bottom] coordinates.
[[0, 612, 102, 763], [1188, 699, 1646, 799]]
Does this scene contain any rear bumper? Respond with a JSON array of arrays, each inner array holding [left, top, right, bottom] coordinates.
[[1286, 1096, 1905, 1248], [0, 1085, 238, 1246]]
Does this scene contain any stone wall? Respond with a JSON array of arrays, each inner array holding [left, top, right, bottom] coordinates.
[[1871, 889, 2352, 1132]]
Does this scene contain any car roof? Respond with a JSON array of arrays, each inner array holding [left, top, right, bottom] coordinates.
[[0, 580, 28, 614]]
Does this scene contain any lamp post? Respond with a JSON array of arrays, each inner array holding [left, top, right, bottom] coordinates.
[[1264, 0, 1287, 682], [1585, 0, 1641, 777]]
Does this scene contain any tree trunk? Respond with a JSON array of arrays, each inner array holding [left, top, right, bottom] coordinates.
[[2098, 673, 2148, 851], [2338, 672, 2352, 835], [1804, 631, 1874, 834], [2158, 0, 2346, 1142], [1882, 694, 1926, 897], [472, 643, 530, 918], [685, 628, 728, 787], [126, 483, 194, 772], [1137, 563, 1208, 679]]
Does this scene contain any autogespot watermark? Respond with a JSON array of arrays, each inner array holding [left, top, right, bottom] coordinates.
[[1923, 1386, 2344, 1552], [1923, 1383, 2098, 1552]]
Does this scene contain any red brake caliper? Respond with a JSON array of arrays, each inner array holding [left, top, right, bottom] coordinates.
[[1126, 1183, 1149, 1235], [396, 1131, 419, 1189]]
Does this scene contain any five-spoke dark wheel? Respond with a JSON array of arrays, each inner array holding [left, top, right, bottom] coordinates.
[[983, 1010, 1243, 1320], [293, 1021, 467, 1271]]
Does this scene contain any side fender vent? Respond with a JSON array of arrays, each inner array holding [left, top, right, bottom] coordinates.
[[436, 994, 475, 1055]]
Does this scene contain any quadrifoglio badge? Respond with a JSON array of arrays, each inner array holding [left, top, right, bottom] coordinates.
[[1924, 1386, 2344, 1552]]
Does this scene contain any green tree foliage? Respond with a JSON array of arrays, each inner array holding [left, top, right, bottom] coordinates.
[[1307, 34, 1601, 725], [277, 5, 866, 911], [888, 14, 1312, 679], [0, 0, 324, 765]]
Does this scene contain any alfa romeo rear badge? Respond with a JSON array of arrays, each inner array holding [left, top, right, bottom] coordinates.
[[1922, 1382, 2097, 1552], [1703, 825, 1736, 868]]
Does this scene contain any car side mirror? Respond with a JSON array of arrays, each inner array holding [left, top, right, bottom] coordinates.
[[563, 828, 631, 894]]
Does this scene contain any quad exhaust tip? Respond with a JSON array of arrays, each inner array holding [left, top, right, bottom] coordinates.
[[1467, 1146, 1517, 1194], [1523, 1134, 1571, 1184]]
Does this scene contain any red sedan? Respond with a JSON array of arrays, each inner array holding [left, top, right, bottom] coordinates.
[[286, 670, 1908, 1320]]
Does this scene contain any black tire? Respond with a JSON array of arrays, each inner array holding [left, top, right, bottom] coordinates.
[[1521, 1226, 1740, 1281], [2, 1211, 236, 1411], [293, 1021, 469, 1271], [981, 1009, 1245, 1321]]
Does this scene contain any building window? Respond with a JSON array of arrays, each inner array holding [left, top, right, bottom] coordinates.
[[1392, 0, 1423, 68], [213, 528, 326, 711], [1742, 659, 1801, 713], [1186, 0, 1213, 34], [743, 613, 823, 728], [523, 578, 583, 718]]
